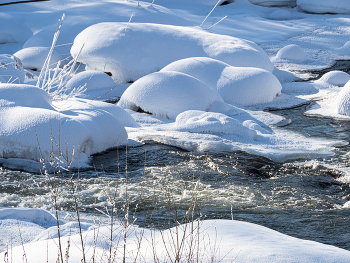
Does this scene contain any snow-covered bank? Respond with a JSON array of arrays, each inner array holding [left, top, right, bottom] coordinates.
[[1, 207, 349, 262]]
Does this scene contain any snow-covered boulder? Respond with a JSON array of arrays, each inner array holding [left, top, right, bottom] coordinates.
[[13, 47, 63, 71], [217, 67, 282, 106], [0, 83, 135, 165], [0, 54, 25, 84], [297, 0, 350, 14], [0, 13, 32, 44], [269, 9, 293, 20], [273, 44, 307, 62], [161, 57, 281, 106], [336, 80, 350, 116], [161, 57, 230, 90], [248, 0, 297, 7], [175, 110, 257, 139], [118, 71, 223, 119], [66, 70, 117, 92], [315, 71, 350, 87], [71, 22, 273, 83]]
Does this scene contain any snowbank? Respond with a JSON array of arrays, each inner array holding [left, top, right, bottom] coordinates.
[[0, 13, 32, 44], [336, 80, 350, 116], [269, 9, 293, 20], [71, 22, 273, 83], [0, 83, 136, 165], [118, 71, 223, 119], [13, 47, 62, 71], [161, 57, 281, 106], [175, 110, 257, 139], [0, 207, 57, 226], [248, 0, 297, 7], [297, 0, 350, 14], [273, 44, 307, 62], [315, 71, 350, 87], [2, 215, 350, 263], [0, 54, 25, 84]]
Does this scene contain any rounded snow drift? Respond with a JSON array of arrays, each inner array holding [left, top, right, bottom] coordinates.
[[315, 71, 350, 87], [0, 54, 25, 84], [274, 44, 307, 62], [14, 47, 63, 71], [118, 71, 223, 119], [175, 110, 257, 139], [217, 67, 282, 106], [161, 57, 230, 90], [297, 0, 350, 14], [66, 70, 117, 92], [269, 9, 293, 20], [336, 80, 350, 116]]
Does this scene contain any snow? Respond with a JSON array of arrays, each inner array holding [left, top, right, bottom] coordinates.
[[336, 80, 350, 116], [71, 22, 274, 83], [161, 57, 281, 106], [248, 0, 297, 7], [273, 44, 307, 62], [174, 110, 258, 139], [0, 83, 136, 165], [1, 207, 350, 263], [268, 9, 293, 20], [297, 0, 350, 14], [0, 13, 32, 44], [118, 71, 223, 119], [13, 47, 62, 71], [315, 71, 350, 87], [0, 54, 25, 84]]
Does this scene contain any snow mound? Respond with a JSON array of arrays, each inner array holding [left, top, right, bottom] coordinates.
[[0, 54, 25, 84], [0, 207, 57, 226], [297, 0, 350, 14], [118, 71, 223, 119], [0, 83, 134, 165], [71, 22, 273, 83], [13, 47, 62, 71], [272, 67, 300, 83], [315, 71, 350, 87], [269, 9, 293, 20], [273, 44, 307, 62], [161, 57, 281, 106], [336, 81, 350, 116], [248, 0, 297, 7], [0, 13, 32, 44], [217, 67, 282, 106], [175, 110, 257, 139], [160, 57, 230, 90], [156, 0, 231, 6], [66, 70, 117, 92]]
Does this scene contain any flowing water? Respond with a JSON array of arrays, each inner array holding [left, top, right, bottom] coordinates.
[[1, 64, 350, 252]]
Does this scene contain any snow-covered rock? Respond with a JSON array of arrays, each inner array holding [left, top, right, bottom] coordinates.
[[175, 110, 257, 139], [297, 0, 350, 14], [65, 70, 117, 92], [0, 54, 25, 84], [269, 9, 293, 20], [336, 80, 350, 116], [248, 0, 297, 7], [0, 83, 135, 165], [217, 66, 282, 106], [161, 57, 281, 106], [118, 71, 223, 119], [315, 71, 350, 87], [273, 44, 307, 62], [71, 22, 274, 83], [13, 47, 63, 71], [0, 13, 32, 44], [161, 57, 230, 90]]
